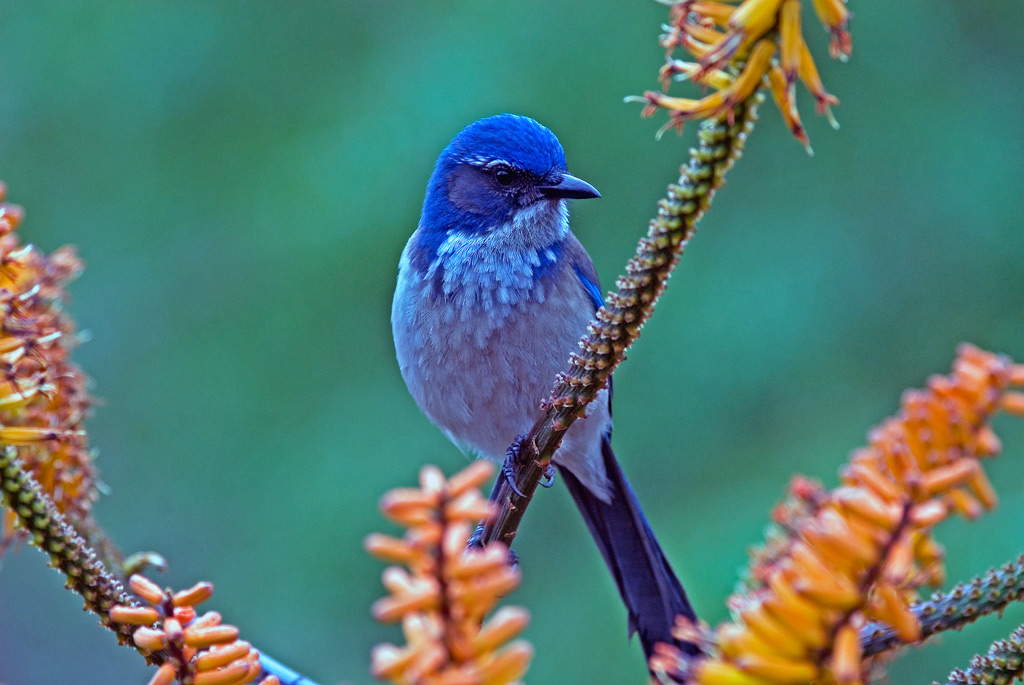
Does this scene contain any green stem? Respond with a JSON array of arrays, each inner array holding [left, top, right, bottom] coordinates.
[[860, 555, 1024, 658], [479, 95, 762, 549]]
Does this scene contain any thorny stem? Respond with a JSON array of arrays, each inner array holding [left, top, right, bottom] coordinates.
[[478, 95, 763, 549], [77, 513, 130, 582], [0, 446, 168, 664], [860, 555, 1024, 658]]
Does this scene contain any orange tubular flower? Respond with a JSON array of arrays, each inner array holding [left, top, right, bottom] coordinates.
[[368, 462, 533, 685], [109, 574, 276, 685]]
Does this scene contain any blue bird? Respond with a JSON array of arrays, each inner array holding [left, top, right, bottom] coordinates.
[[391, 113, 695, 659]]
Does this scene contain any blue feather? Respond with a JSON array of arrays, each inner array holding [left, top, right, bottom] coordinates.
[[574, 264, 604, 310], [446, 113, 567, 175]]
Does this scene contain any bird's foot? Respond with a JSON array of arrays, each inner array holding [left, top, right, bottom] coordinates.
[[501, 455, 526, 497], [466, 525, 519, 569], [539, 463, 557, 488], [502, 435, 527, 497], [467, 524, 485, 550]]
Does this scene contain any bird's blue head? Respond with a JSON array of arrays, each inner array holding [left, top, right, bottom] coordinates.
[[418, 114, 600, 238]]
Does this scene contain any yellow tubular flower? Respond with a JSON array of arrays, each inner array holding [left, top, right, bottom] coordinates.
[[692, 1, 739, 25], [662, 60, 735, 91], [685, 21, 726, 48], [778, 0, 802, 83], [718, 622, 789, 661], [734, 652, 818, 684], [737, 601, 810, 659], [725, 39, 777, 105], [639, 0, 849, 147], [766, 65, 811, 153], [696, 660, 777, 685], [811, 0, 852, 59], [728, 0, 784, 33], [641, 90, 730, 121], [764, 571, 833, 647]]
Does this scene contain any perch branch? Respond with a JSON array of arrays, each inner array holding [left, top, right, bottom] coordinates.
[[477, 94, 762, 549]]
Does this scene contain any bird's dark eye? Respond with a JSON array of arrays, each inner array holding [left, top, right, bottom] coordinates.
[[492, 166, 514, 187]]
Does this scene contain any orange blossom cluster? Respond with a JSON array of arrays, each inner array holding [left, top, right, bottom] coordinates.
[[110, 574, 279, 685], [366, 461, 533, 685], [649, 343, 1024, 685]]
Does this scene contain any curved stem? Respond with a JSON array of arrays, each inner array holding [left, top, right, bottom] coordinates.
[[479, 95, 762, 549]]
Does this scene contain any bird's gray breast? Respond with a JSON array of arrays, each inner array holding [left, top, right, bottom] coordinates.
[[392, 225, 612, 499], [396, 238, 571, 438]]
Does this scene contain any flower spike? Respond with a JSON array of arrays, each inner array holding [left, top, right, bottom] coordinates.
[[0, 183, 106, 567], [368, 462, 533, 685], [651, 344, 1024, 684]]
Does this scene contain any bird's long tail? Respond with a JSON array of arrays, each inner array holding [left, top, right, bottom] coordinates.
[[557, 436, 697, 659]]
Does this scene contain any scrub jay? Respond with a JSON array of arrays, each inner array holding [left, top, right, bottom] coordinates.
[[391, 113, 694, 658]]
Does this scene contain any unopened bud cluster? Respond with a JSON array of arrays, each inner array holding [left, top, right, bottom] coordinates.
[[635, 0, 850, 152], [112, 574, 278, 685], [650, 344, 1024, 685], [0, 181, 96, 552], [367, 462, 533, 684]]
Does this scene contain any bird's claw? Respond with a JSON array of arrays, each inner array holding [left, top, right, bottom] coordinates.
[[502, 453, 526, 497], [466, 524, 518, 569], [467, 524, 485, 549], [502, 435, 527, 497], [503, 436, 556, 494]]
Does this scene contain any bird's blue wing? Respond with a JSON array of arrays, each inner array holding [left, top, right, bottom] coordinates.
[[573, 263, 604, 311], [561, 232, 603, 311]]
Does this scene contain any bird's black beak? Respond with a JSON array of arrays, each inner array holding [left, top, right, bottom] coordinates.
[[537, 172, 601, 200]]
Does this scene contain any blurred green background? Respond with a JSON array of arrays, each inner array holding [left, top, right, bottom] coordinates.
[[1, 2, 1022, 683]]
